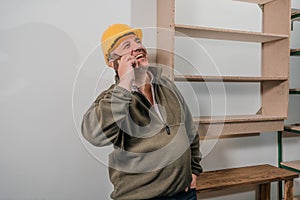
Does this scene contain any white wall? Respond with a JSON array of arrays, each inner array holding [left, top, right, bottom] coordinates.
[[1, 0, 300, 200], [0, 0, 131, 199]]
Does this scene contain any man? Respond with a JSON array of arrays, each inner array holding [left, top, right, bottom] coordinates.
[[81, 24, 202, 200]]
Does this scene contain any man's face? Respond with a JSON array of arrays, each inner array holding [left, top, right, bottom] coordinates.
[[110, 34, 149, 68]]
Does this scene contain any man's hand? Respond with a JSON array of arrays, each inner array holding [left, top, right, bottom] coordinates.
[[117, 55, 137, 91], [190, 174, 197, 189], [185, 174, 198, 192]]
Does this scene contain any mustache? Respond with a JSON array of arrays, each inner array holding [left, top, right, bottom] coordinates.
[[132, 48, 147, 58], [131, 48, 147, 68], [111, 48, 148, 62]]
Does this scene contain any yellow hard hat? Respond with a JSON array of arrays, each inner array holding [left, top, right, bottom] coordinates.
[[101, 24, 143, 66]]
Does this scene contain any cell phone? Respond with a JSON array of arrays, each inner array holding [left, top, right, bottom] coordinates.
[[113, 59, 120, 71], [112, 56, 136, 70]]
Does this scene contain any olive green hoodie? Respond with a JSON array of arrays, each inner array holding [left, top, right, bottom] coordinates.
[[81, 66, 202, 199]]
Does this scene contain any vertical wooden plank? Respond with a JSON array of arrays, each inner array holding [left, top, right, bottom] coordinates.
[[284, 179, 294, 200], [262, 38, 290, 77], [261, 0, 290, 117], [156, 0, 175, 79], [261, 80, 289, 116], [263, 0, 291, 35], [259, 183, 271, 200]]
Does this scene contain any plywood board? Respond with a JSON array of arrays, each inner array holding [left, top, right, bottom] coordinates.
[[174, 75, 288, 82], [197, 119, 284, 138], [291, 8, 300, 16], [281, 161, 300, 171], [262, 80, 289, 117], [290, 88, 300, 94], [175, 24, 288, 43], [234, 0, 274, 5], [292, 9, 300, 21], [195, 114, 285, 124], [291, 48, 300, 56], [284, 124, 300, 134], [197, 164, 298, 192]]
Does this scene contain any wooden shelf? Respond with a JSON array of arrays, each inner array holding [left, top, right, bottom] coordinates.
[[281, 161, 300, 172], [292, 8, 300, 16], [194, 115, 285, 138], [284, 123, 300, 134], [290, 88, 300, 94], [292, 8, 300, 22], [174, 75, 288, 82], [175, 24, 288, 43], [282, 131, 300, 138], [234, 0, 274, 5], [200, 133, 260, 140], [195, 114, 285, 124], [198, 164, 298, 193], [291, 48, 300, 56]]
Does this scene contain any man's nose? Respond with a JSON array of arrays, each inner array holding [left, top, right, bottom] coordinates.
[[131, 41, 143, 50]]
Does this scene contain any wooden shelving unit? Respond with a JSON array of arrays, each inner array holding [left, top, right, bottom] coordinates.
[[291, 8, 300, 30], [290, 88, 300, 94], [277, 6, 300, 200], [278, 127, 300, 174], [156, 0, 290, 138], [155, 0, 298, 198], [279, 122, 300, 173], [292, 8, 300, 21], [292, 8, 300, 14], [291, 48, 300, 56]]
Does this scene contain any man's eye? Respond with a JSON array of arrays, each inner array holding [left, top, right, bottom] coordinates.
[[135, 39, 141, 43], [123, 44, 130, 49]]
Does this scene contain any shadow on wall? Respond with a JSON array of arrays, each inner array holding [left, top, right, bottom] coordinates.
[[0, 22, 79, 129], [0, 23, 80, 197]]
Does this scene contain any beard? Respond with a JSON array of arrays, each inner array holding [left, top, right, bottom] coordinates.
[[134, 65, 150, 87]]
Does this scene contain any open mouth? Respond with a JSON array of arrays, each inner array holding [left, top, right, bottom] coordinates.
[[132, 48, 147, 61], [135, 53, 145, 60]]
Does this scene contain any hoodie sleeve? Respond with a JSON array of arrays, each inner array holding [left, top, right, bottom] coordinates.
[[81, 85, 132, 147], [184, 102, 203, 176]]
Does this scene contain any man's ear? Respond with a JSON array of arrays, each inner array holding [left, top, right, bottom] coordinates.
[[108, 61, 114, 69]]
